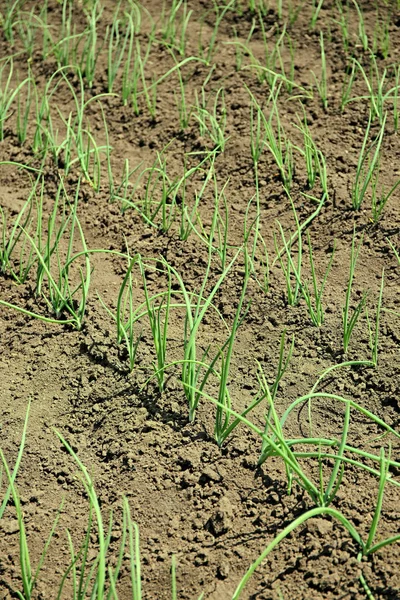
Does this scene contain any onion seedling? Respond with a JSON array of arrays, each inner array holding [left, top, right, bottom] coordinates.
[[257, 331, 294, 462], [351, 0, 368, 51], [340, 59, 357, 112], [333, 0, 350, 53], [106, 3, 136, 94], [0, 402, 30, 520], [189, 174, 232, 271], [193, 87, 228, 153], [366, 269, 384, 367], [12, 7, 46, 58], [79, 1, 104, 88], [372, 15, 390, 59], [139, 258, 172, 393], [165, 238, 242, 421], [179, 151, 217, 241], [246, 82, 294, 193], [214, 251, 250, 445], [310, 0, 324, 29], [111, 158, 143, 207], [311, 31, 328, 111], [0, 404, 63, 600], [0, 177, 92, 329], [34, 178, 91, 330], [0, 172, 43, 283], [301, 233, 335, 327], [98, 253, 142, 372], [352, 111, 386, 211], [54, 68, 114, 190], [244, 202, 270, 294], [350, 55, 400, 124], [16, 71, 34, 145], [122, 30, 153, 111], [0, 0, 20, 42], [0, 59, 32, 141], [278, 223, 335, 326], [342, 231, 367, 354], [275, 199, 303, 307], [294, 113, 326, 190], [161, 0, 192, 56], [198, 0, 235, 65]]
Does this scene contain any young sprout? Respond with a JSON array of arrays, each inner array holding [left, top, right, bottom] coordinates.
[[0, 172, 43, 283], [333, 0, 350, 53], [199, 0, 235, 65], [311, 31, 328, 111], [351, 0, 368, 51], [310, 0, 324, 29], [193, 87, 228, 152], [352, 111, 386, 211], [98, 253, 142, 372], [106, 4, 136, 94], [161, 0, 192, 56], [352, 54, 397, 124], [342, 231, 367, 354], [139, 258, 172, 393], [294, 113, 327, 190], [0, 59, 32, 141], [214, 250, 250, 446], [165, 237, 242, 421], [301, 233, 335, 327], [246, 81, 294, 193], [366, 269, 384, 367], [275, 199, 303, 307]]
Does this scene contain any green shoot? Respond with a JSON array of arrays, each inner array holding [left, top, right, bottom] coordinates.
[[333, 0, 350, 53], [301, 234, 335, 327], [366, 269, 384, 367], [0, 404, 63, 600], [257, 331, 295, 465], [106, 4, 136, 94], [340, 59, 357, 112], [79, 2, 104, 88], [294, 113, 327, 191], [0, 59, 32, 141], [199, 0, 235, 65], [350, 55, 400, 124], [165, 240, 242, 421], [193, 86, 228, 152], [342, 231, 367, 354], [275, 198, 303, 306], [98, 253, 142, 372], [311, 31, 328, 111], [214, 251, 250, 445], [161, 0, 192, 56], [310, 0, 324, 29], [0, 173, 43, 283], [352, 111, 386, 211], [0, 177, 92, 330], [246, 81, 294, 192], [351, 0, 368, 51], [139, 259, 172, 393], [372, 14, 390, 59]]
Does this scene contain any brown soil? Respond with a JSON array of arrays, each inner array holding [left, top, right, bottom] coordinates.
[[1, 1, 400, 598]]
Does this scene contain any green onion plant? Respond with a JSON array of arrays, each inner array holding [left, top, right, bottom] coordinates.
[[98, 253, 142, 372], [311, 31, 328, 111], [139, 258, 172, 392], [366, 269, 384, 367], [352, 111, 386, 211], [0, 172, 43, 283], [342, 231, 367, 354]]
